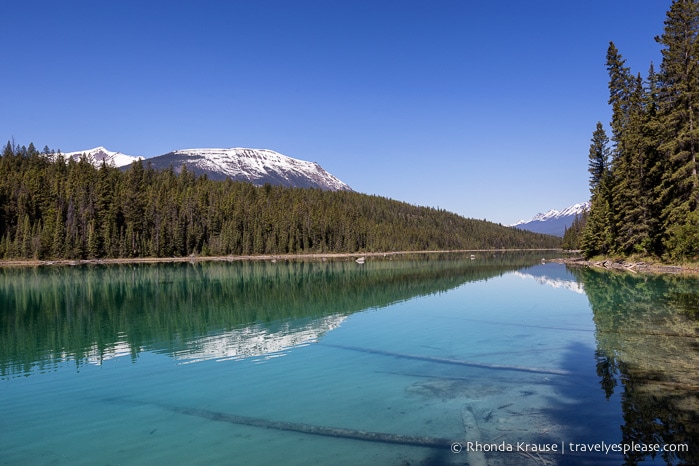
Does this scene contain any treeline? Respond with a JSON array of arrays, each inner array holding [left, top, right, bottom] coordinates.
[[0, 142, 559, 260], [572, 0, 699, 260]]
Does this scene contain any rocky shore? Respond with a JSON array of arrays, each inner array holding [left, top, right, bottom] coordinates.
[[552, 256, 699, 275]]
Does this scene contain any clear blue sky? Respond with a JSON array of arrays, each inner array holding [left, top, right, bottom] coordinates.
[[2, 0, 671, 225]]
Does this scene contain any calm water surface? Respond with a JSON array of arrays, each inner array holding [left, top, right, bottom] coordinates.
[[1, 253, 697, 465]]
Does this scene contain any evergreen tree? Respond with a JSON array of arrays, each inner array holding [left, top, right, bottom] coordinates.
[[588, 122, 611, 193], [606, 42, 634, 149], [613, 74, 656, 254], [655, 0, 699, 259], [562, 211, 588, 250], [582, 0, 699, 260], [603, 42, 636, 253], [0, 141, 562, 261], [582, 122, 614, 257], [582, 174, 614, 257]]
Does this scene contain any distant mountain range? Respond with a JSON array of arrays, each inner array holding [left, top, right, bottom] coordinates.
[[57, 147, 581, 228], [59, 146, 144, 168], [511, 202, 589, 237], [59, 146, 351, 192]]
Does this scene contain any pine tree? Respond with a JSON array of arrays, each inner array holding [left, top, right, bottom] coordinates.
[[588, 122, 611, 193], [581, 179, 614, 257], [603, 42, 636, 254], [614, 74, 656, 254], [607, 42, 634, 148], [2, 141, 14, 158], [642, 63, 667, 255], [655, 0, 699, 259], [582, 122, 614, 257], [562, 211, 588, 250], [583, 124, 619, 257]]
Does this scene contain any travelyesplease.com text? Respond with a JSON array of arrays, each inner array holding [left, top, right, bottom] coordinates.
[[451, 440, 689, 455]]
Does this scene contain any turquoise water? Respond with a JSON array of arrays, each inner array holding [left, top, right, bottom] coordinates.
[[1, 254, 697, 465]]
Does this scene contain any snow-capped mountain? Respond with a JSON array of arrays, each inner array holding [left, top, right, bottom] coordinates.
[[511, 201, 589, 237], [58, 146, 144, 168], [145, 147, 352, 191]]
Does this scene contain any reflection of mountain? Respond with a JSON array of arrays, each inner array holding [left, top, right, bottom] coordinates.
[[82, 316, 349, 366], [572, 267, 699, 465], [0, 252, 551, 378], [172, 315, 347, 364], [512, 264, 585, 294]]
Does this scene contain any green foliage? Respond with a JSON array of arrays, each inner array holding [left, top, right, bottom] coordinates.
[[581, 178, 615, 256], [561, 210, 588, 250], [572, 266, 699, 464], [582, 0, 699, 261], [0, 145, 560, 260], [588, 122, 610, 194]]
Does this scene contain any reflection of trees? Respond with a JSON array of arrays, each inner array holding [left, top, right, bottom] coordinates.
[[0, 252, 547, 377], [572, 267, 699, 465]]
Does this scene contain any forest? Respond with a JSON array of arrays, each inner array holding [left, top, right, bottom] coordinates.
[[565, 0, 699, 261], [0, 142, 560, 260]]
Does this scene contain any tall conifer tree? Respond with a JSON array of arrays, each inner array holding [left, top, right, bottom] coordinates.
[[614, 73, 658, 254], [655, 0, 699, 258], [588, 122, 611, 193], [582, 123, 614, 257]]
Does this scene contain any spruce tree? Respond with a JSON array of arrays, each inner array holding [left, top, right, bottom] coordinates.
[[582, 122, 614, 258], [614, 74, 656, 254], [604, 42, 636, 253], [588, 122, 611, 193], [655, 0, 699, 258], [607, 42, 634, 148]]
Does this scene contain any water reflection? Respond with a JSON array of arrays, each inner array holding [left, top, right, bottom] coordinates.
[[0, 252, 549, 378], [3, 254, 697, 465], [172, 315, 347, 364], [572, 267, 699, 465], [514, 263, 585, 294]]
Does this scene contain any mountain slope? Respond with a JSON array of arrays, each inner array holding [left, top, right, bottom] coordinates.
[[512, 202, 589, 237], [145, 148, 352, 191], [0, 141, 563, 259], [58, 147, 144, 167]]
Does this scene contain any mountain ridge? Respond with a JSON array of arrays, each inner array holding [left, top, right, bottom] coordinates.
[[58, 146, 144, 167], [511, 202, 589, 237], [147, 147, 351, 191], [63, 146, 351, 192]]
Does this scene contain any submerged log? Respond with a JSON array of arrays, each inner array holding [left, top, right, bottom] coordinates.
[[322, 343, 574, 376], [169, 405, 452, 449], [462, 407, 488, 466]]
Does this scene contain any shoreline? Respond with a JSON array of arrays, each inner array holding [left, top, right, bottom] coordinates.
[[3, 250, 696, 276], [0, 249, 562, 268], [551, 256, 699, 275]]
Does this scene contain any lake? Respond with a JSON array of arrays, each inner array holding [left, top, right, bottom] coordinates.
[[1, 253, 697, 465]]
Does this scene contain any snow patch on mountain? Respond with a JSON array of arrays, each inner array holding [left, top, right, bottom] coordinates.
[[53, 145, 351, 191], [149, 147, 352, 191], [511, 201, 590, 237], [58, 147, 144, 168], [512, 202, 590, 226]]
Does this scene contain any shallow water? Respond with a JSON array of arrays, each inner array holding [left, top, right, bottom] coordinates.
[[1, 253, 697, 465]]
